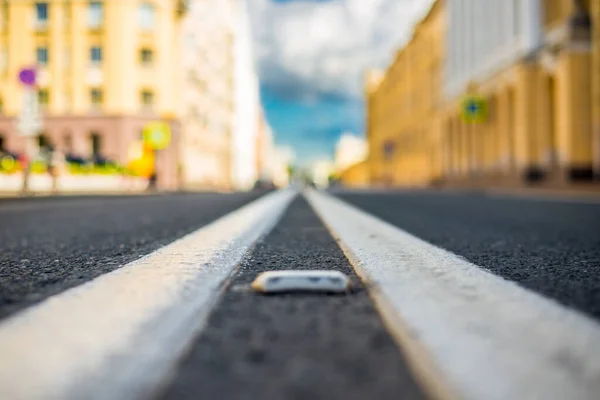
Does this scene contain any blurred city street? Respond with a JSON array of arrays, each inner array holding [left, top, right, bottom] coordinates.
[[1, 188, 600, 399], [1, 0, 600, 399]]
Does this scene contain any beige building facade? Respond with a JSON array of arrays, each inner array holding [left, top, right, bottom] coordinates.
[[366, 0, 446, 187], [0, 0, 188, 189], [180, 0, 237, 190]]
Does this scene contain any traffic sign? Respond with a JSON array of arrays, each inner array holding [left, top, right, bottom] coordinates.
[[383, 140, 396, 160], [127, 140, 156, 177], [461, 95, 488, 123], [18, 68, 37, 87], [16, 89, 42, 137], [142, 121, 171, 150]]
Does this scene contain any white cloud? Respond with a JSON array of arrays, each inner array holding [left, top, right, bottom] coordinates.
[[334, 132, 368, 171], [248, 0, 434, 100]]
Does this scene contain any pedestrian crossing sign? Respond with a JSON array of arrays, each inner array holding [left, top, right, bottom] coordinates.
[[461, 96, 488, 123], [143, 122, 171, 150]]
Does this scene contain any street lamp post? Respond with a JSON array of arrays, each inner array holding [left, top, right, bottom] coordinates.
[[16, 68, 42, 196]]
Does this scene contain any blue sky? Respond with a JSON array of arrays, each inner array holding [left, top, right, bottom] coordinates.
[[248, 0, 431, 166], [260, 86, 364, 164]]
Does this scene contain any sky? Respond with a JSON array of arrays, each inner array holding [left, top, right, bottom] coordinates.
[[247, 0, 433, 166]]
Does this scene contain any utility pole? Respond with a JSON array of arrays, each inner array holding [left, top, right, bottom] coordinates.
[[16, 68, 43, 196]]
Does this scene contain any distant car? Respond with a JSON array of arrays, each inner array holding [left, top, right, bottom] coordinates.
[[65, 153, 87, 165], [253, 179, 276, 191]]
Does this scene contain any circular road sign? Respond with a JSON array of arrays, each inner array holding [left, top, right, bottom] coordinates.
[[18, 68, 37, 87], [142, 121, 171, 150]]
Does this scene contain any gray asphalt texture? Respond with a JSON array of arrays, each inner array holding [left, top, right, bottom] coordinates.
[[0, 191, 266, 320], [158, 197, 426, 400], [335, 189, 600, 320]]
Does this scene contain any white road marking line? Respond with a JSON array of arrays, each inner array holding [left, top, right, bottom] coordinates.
[[305, 189, 600, 400], [0, 189, 297, 400]]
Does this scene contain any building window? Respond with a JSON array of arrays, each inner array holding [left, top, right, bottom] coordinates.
[[90, 88, 103, 107], [383, 140, 395, 161], [90, 132, 101, 156], [35, 2, 48, 27], [1, 2, 8, 32], [37, 134, 50, 149], [38, 89, 50, 106], [88, 1, 103, 28], [140, 48, 154, 65], [139, 3, 155, 31], [36, 47, 49, 66], [140, 90, 154, 109], [90, 46, 102, 64]]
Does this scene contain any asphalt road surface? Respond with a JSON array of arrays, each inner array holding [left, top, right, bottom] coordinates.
[[1, 188, 599, 399], [335, 189, 600, 320], [159, 197, 424, 400], [0, 191, 265, 320]]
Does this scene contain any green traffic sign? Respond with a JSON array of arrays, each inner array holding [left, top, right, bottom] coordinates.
[[461, 96, 488, 123]]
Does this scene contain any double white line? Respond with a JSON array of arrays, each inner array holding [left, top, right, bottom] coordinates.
[[1, 189, 600, 400]]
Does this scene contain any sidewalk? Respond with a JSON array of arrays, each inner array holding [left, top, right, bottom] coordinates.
[[0, 173, 149, 197], [433, 181, 600, 202]]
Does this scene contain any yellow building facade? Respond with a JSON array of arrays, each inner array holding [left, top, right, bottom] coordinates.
[[338, 160, 369, 188], [367, 0, 598, 188], [366, 0, 446, 187], [592, 0, 600, 175], [441, 0, 595, 186], [0, 0, 189, 189]]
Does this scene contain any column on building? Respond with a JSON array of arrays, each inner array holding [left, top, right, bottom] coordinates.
[[484, 94, 495, 172], [514, 63, 542, 177], [535, 63, 557, 172], [443, 117, 453, 178], [49, 3, 66, 116], [454, 117, 462, 176], [481, 97, 492, 172], [453, 117, 462, 177], [497, 87, 511, 174], [556, 48, 593, 179]]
